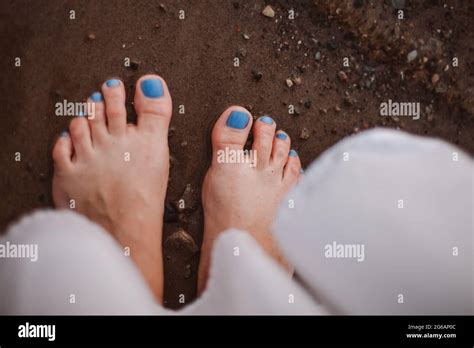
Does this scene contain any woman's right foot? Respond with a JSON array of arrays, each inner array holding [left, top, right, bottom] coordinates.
[[52, 74, 173, 303], [198, 106, 302, 293]]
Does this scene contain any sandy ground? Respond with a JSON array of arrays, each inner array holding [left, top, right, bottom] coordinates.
[[0, 0, 473, 309]]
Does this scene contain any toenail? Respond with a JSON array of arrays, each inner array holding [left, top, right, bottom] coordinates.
[[259, 116, 274, 124], [141, 79, 164, 98], [276, 132, 287, 140], [106, 79, 120, 87], [300, 168, 304, 174], [289, 149, 298, 157], [91, 92, 103, 102], [61, 130, 69, 137], [226, 111, 250, 129], [77, 110, 85, 117]]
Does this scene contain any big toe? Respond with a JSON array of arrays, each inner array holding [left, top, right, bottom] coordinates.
[[134, 74, 173, 135], [211, 106, 253, 164]]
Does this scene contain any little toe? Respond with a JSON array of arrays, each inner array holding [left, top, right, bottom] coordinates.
[[283, 149, 302, 185], [52, 130, 73, 171]]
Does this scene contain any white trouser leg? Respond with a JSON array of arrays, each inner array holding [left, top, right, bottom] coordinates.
[[0, 210, 165, 315], [182, 229, 327, 315], [274, 128, 473, 314]]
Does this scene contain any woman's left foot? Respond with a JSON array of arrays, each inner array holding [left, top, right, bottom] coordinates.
[[52, 74, 173, 302], [198, 106, 301, 293]]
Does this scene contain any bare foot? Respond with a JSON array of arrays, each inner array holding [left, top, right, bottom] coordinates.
[[52, 75, 172, 302], [198, 106, 301, 293]]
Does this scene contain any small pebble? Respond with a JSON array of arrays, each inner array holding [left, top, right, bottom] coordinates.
[[297, 65, 306, 74], [243, 33, 250, 40], [338, 71, 348, 83], [285, 78, 294, 88], [407, 50, 418, 63], [251, 70, 263, 81], [87, 33, 96, 41], [431, 73, 440, 84], [300, 128, 310, 140], [262, 5, 275, 18], [237, 47, 247, 58], [293, 76, 302, 86], [315, 51, 321, 61]]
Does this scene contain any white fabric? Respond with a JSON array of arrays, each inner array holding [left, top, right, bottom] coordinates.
[[0, 210, 323, 315], [0, 210, 163, 315], [182, 230, 327, 315], [0, 128, 472, 315], [274, 128, 473, 314]]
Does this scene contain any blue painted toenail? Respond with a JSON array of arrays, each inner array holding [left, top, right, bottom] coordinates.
[[106, 79, 120, 87], [276, 133, 287, 140], [91, 92, 103, 102], [259, 116, 274, 124], [141, 79, 164, 98], [289, 149, 298, 157], [226, 111, 249, 129], [61, 130, 69, 137], [300, 168, 304, 174]]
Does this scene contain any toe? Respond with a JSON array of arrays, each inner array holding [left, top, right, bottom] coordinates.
[[69, 116, 93, 159], [52, 130, 73, 171], [134, 74, 173, 135], [283, 149, 301, 185], [211, 106, 253, 164], [271, 130, 291, 169], [87, 91, 107, 138], [101, 79, 127, 135], [252, 116, 276, 169]]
